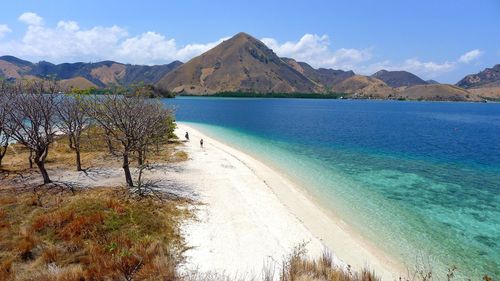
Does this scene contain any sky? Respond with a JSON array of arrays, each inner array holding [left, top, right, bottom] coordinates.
[[0, 0, 499, 83]]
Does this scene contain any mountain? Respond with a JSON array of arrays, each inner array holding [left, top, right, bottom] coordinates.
[[371, 70, 427, 88], [467, 87, 500, 101], [397, 84, 476, 101], [456, 64, 500, 88], [425, 79, 440, 84], [0, 55, 182, 88], [330, 75, 396, 98], [157, 32, 321, 94], [281, 58, 354, 88]]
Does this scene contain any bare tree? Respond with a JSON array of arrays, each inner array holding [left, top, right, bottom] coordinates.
[[4, 80, 60, 184], [56, 93, 91, 171], [135, 106, 175, 165], [0, 81, 12, 166], [88, 91, 174, 187]]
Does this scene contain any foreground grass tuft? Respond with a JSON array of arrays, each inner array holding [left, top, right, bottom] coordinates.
[[0, 186, 189, 281], [278, 246, 378, 281]]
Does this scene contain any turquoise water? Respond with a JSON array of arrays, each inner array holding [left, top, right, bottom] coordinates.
[[164, 98, 500, 279]]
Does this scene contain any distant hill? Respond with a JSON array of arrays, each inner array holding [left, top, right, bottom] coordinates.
[[330, 75, 396, 98], [456, 64, 500, 88], [425, 79, 440, 85], [0, 55, 182, 88], [396, 84, 477, 101], [157, 32, 322, 94], [59, 77, 99, 89], [281, 58, 354, 88], [371, 70, 427, 88], [467, 87, 500, 101]]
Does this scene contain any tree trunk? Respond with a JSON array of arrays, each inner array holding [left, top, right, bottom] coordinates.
[[122, 153, 133, 187], [0, 144, 7, 167], [75, 149, 82, 171], [35, 159, 51, 184], [105, 132, 114, 154], [29, 149, 33, 169], [137, 149, 144, 166]]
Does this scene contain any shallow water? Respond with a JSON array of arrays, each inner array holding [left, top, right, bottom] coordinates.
[[164, 97, 500, 279]]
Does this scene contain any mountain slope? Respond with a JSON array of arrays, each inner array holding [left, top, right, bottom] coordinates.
[[281, 58, 354, 88], [157, 32, 321, 94], [468, 86, 500, 101], [330, 75, 396, 98], [371, 70, 427, 88], [456, 64, 500, 88], [0, 56, 182, 88], [60, 77, 99, 89], [397, 84, 476, 101]]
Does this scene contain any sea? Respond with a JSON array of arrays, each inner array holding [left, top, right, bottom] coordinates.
[[163, 97, 500, 279]]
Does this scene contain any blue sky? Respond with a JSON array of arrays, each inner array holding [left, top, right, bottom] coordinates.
[[0, 0, 498, 83]]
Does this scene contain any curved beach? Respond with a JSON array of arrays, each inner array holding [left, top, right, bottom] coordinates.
[[176, 123, 405, 280]]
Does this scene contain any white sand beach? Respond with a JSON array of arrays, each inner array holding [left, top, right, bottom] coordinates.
[[174, 123, 405, 280]]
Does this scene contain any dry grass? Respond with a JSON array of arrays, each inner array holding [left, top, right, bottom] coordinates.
[[276, 245, 378, 281], [0, 186, 190, 281], [0, 125, 187, 174]]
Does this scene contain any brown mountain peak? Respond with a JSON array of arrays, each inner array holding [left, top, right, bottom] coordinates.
[[157, 32, 321, 94]]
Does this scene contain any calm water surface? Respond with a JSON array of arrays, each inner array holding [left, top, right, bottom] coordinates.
[[163, 97, 500, 279]]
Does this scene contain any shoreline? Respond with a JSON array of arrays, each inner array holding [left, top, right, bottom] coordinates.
[[177, 122, 406, 280], [174, 95, 497, 103]]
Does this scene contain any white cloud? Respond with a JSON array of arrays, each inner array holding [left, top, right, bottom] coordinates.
[[0, 12, 229, 65], [259, 33, 460, 79], [117, 32, 178, 63], [357, 58, 456, 79], [117, 32, 228, 64], [2, 19, 129, 62], [458, 49, 483, 63], [57, 21, 79, 32], [0, 24, 11, 38], [175, 37, 228, 62], [19, 12, 44, 26], [403, 59, 455, 74], [261, 34, 372, 70]]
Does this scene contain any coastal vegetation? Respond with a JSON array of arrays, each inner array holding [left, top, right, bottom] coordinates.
[[70, 83, 176, 98], [0, 79, 176, 188]]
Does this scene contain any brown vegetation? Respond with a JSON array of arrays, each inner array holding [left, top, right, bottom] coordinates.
[[0, 186, 189, 281], [468, 86, 500, 101], [396, 84, 478, 101], [59, 77, 98, 90], [331, 75, 395, 98]]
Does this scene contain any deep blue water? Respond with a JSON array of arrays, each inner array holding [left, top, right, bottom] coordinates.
[[163, 97, 500, 279]]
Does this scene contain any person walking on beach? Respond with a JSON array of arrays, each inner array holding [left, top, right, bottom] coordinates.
[[185, 132, 189, 141], [200, 139, 204, 148]]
